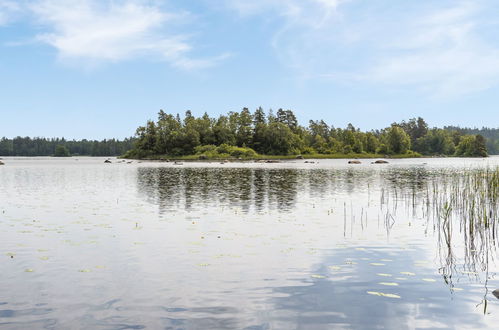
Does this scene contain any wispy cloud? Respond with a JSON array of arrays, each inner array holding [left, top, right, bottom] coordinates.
[[28, 0, 195, 67], [1, 0, 227, 69], [225, 0, 499, 97], [0, 0, 21, 25]]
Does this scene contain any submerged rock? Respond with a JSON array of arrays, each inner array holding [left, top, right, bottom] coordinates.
[[348, 160, 361, 164], [493, 289, 499, 299]]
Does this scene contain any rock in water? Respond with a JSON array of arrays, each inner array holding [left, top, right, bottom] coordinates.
[[104, 159, 112, 163], [348, 160, 361, 164], [493, 289, 499, 299], [374, 160, 389, 164]]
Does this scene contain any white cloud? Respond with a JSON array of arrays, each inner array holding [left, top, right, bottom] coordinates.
[[0, 0, 228, 69], [28, 0, 194, 66], [225, 0, 499, 97], [0, 0, 21, 25], [365, 1, 499, 97]]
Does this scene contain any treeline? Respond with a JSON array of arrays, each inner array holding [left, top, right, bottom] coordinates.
[[126, 108, 488, 158], [0, 137, 135, 156], [444, 126, 499, 155]]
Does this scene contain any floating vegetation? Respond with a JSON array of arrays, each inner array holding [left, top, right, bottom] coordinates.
[[311, 274, 327, 279], [377, 273, 392, 277], [370, 263, 385, 266], [328, 266, 342, 271], [400, 272, 416, 276], [78, 269, 91, 273], [422, 278, 437, 282], [24, 269, 34, 272], [379, 282, 399, 286], [198, 263, 210, 267], [367, 291, 401, 299], [39, 256, 49, 261]]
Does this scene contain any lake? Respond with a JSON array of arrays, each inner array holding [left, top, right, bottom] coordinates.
[[1, 156, 499, 329]]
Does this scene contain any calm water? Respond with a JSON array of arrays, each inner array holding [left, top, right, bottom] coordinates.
[[1, 156, 499, 329]]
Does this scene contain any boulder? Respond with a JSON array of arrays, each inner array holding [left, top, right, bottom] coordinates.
[[348, 160, 361, 164], [373, 160, 389, 164], [493, 289, 499, 299]]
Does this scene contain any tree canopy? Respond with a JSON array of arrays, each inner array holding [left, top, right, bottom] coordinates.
[[124, 109, 490, 159]]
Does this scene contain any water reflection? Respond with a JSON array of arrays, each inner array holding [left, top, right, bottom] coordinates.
[[2, 158, 499, 329]]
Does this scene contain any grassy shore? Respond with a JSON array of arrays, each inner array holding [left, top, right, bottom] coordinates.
[[124, 152, 422, 161]]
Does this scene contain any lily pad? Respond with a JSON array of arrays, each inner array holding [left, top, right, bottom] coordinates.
[[311, 274, 327, 279], [379, 282, 399, 286], [400, 272, 416, 276], [367, 291, 401, 299]]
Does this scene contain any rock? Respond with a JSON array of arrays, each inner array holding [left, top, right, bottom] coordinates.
[[0, 161, 4, 165], [265, 160, 281, 163], [373, 160, 389, 164], [493, 289, 499, 299], [304, 161, 316, 164], [104, 159, 112, 163], [348, 160, 361, 164], [173, 161, 183, 165], [296, 155, 304, 159]]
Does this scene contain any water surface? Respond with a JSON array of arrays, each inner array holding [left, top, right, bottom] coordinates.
[[1, 157, 499, 329]]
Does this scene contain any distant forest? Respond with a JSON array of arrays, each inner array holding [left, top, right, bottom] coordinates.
[[0, 137, 134, 156], [124, 108, 492, 158], [1, 109, 496, 158], [444, 126, 499, 154]]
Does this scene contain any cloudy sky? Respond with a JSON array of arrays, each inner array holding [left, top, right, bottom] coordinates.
[[1, 0, 498, 139]]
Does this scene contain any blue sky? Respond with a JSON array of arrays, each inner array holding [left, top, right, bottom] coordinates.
[[1, 0, 498, 139]]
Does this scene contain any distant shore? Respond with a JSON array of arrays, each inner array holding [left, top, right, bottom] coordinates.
[[123, 152, 422, 161]]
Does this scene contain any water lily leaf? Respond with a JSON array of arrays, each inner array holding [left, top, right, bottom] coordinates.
[[198, 263, 210, 267], [78, 269, 91, 273], [39, 256, 49, 261], [367, 291, 401, 299], [377, 273, 392, 277], [379, 282, 399, 286], [370, 263, 385, 266], [422, 278, 436, 282], [5, 252, 15, 257], [25, 268, 34, 272], [311, 274, 327, 279], [453, 288, 464, 291], [400, 272, 416, 276]]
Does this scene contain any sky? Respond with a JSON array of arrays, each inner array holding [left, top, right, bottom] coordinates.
[[1, 0, 498, 140]]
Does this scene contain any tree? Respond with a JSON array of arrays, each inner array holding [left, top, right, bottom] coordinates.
[[54, 145, 70, 157], [386, 126, 411, 154]]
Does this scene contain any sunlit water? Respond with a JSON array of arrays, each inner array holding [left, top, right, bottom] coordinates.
[[1, 156, 499, 329]]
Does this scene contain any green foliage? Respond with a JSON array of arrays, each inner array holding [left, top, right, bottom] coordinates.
[[126, 109, 488, 159], [0, 136, 134, 156], [386, 126, 411, 154], [455, 135, 488, 157], [54, 145, 70, 157]]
